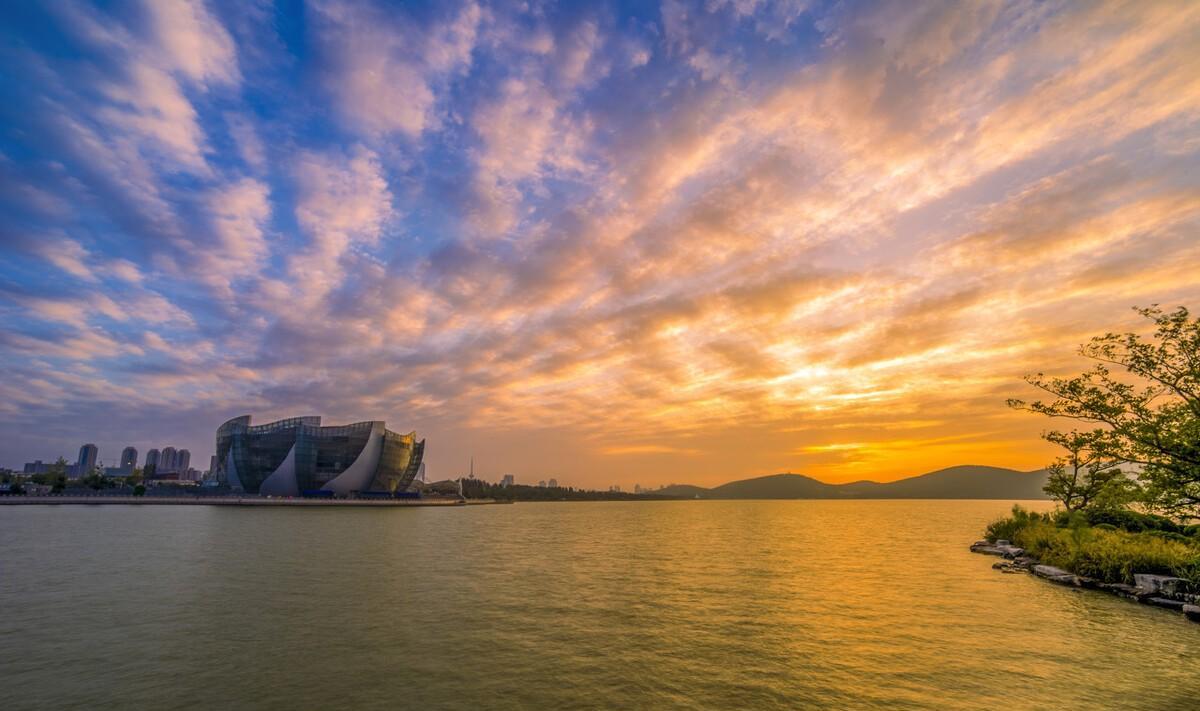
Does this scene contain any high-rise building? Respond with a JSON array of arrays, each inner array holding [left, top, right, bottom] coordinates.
[[120, 447, 138, 470], [145, 448, 160, 470], [160, 446, 177, 472], [208, 455, 219, 477], [76, 443, 98, 478], [177, 449, 190, 473], [500, 474, 514, 487], [548, 478, 558, 488], [538, 480, 547, 488]]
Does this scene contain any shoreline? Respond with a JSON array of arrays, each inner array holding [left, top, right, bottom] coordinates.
[[0, 495, 505, 507], [970, 540, 1200, 624]]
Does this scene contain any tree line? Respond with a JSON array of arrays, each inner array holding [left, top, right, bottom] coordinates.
[[458, 478, 683, 502]]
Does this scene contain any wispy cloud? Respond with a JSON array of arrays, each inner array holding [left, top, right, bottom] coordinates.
[[0, 0, 1196, 486]]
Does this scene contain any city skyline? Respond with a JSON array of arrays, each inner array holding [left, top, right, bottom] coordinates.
[[1, 1, 1198, 488]]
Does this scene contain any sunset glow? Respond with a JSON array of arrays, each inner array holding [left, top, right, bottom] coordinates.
[[1, 1, 1197, 487]]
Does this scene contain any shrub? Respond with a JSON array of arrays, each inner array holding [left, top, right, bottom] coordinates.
[[1085, 508, 1183, 533], [1144, 530, 1192, 544], [982, 510, 1200, 584], [986, 505, 1050, 542]]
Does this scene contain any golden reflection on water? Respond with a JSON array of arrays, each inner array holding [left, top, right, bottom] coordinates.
[[1, 500, 1197, 710]]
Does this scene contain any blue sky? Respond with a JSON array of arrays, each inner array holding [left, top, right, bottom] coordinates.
[[1, 1, 1197, 486]]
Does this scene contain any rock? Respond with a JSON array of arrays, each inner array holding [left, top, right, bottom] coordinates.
[[992, 561, 1023, 574], [1133, 574, 1192, 598], [970, 542, 1005, 556], [1183, 605, 1200, 623], [995, 539, 1011, 547], [1144, 597, 1186, 612], [1032, 565, 1080, 586], [1095, 582, 1141, 600]]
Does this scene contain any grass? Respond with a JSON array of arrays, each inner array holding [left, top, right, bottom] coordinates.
[[984, 506, 1200, 585]]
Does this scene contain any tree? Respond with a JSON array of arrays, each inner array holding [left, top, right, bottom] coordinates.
[[1040, 430, 1132, 512], [1009, 306, 1200, 518], [41, 457, 70, 493]]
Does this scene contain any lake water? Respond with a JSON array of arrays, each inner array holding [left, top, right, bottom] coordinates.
[[1, 500, 1197, 710]]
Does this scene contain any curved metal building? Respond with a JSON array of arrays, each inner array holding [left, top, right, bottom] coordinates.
[[214, 415, 425, 496]]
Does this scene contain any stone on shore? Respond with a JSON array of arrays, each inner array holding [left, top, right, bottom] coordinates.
[[974, 537, 1200, 622], [969, 540, 1024, 558], [1095, 582, 1141, 600], [1032, 565, 1080, 586], [1133, 574, 1192, 598]]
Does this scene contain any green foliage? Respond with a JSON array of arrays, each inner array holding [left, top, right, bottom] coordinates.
[[985, 505, 1050, 542], [983, 508, 1200, 584], [1040, 430, 1130, 511], [81, 473, 116, 491], [133, 484, 146, 497], [1009, 306, 1200, 519], [31, 456, 71, 489], [1144, 530, 1192, 544], [1085, 508, 1182, 533]]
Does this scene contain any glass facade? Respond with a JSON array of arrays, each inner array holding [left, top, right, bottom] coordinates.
[[373, 430, 424, 493], [214, 415, 425, 495]]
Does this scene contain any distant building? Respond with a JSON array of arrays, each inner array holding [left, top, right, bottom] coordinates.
[[500, 474, 514, 487], [177, 449, 190, 473], [634, 484, 643, 494], [120, 446, 138, 470], [214, 415, 424, 495], [145, 448, 160, 470], [23, 460, 48, 475], [538, 480, 547, 488], [548, 478, 558, 488], [608, 485, 621, 493], [208, 455, 219, 477], [76, 443, 98, 478], [160, 446, 177, 472]]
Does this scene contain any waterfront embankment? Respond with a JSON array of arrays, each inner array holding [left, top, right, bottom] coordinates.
[[970, 539, 1200, 624], [0, 495, 504, 507]]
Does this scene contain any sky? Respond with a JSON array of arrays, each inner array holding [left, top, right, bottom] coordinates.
[[0, 0, 1197, 488]]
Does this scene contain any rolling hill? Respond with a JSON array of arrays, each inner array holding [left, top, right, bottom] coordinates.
[[654, 465, 1050, 500]]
